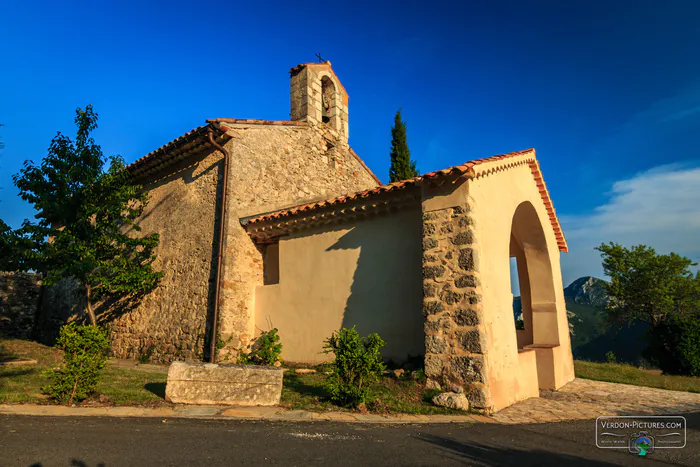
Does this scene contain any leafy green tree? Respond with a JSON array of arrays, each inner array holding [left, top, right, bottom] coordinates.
[[596, 243, 700, 328], [388, 110, 418, 182], [596, 242, 700, 375], [650, 311, 700, 376], [0, 219, 41, 271], [12, 105, 162, 325], [0, 219, 13, 268]]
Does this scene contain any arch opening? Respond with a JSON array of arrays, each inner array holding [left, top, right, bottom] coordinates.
[[508, 201, 559, 349], [320, 76, 336, 126]]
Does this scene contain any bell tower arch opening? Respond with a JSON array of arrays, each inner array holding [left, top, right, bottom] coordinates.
[[321, 76, 336, 125], [289, 61, 349, 142]]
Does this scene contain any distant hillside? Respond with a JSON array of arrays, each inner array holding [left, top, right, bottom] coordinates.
[[514, 276, 648, 364], [564, 276, 608, 308]]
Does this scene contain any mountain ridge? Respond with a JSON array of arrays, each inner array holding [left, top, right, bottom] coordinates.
[[564, 276, 608, 308]]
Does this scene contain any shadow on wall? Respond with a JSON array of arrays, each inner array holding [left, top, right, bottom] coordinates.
[[33, 150, 224, 362], [325, 211, 424, 364]]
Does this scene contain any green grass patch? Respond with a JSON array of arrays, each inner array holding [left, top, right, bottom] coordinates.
[[0, 338, 168, 406], [575, 360, 700, 393], [281, 371, 463, 415]]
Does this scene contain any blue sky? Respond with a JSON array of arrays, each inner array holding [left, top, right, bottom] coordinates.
[[1, 0, 699, 285]]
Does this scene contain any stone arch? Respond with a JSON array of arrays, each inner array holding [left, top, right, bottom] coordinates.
[[319, 74, 339, 129], [508, 201, 559, 348]]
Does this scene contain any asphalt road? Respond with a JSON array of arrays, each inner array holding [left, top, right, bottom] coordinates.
[[1, 413, 698, 466]]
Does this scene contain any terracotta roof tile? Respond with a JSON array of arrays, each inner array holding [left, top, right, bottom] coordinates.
[[244, 148, 568, 252]]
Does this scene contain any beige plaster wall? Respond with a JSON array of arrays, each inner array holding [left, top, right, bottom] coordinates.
[[255, 208, 424, 364], [468, 157, 574, 411]]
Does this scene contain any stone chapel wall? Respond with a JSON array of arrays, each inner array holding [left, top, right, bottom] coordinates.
[[106, 148, 225, 362]]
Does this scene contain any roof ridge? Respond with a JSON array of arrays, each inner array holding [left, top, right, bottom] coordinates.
[[206, 118, 308, 126]]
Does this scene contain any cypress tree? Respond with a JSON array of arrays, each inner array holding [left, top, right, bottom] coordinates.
[[388, 110, 418, 182]]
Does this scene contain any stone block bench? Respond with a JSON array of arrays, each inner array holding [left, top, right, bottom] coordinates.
[[165, 361, 283, 406]]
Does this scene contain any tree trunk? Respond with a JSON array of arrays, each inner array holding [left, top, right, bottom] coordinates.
[[85, 285, 97, 326]]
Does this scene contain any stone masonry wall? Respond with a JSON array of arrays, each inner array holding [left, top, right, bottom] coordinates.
[[34, 277, 85, 344], [104, 147, 225, 363], [226, 123, 377, 218], [0, 272, 41, 339], [421, 204, 491, 410]]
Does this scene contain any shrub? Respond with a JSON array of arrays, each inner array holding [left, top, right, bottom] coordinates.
[[648, 311, 700, 376], [43, 323, 111, 404], [323, 326, 386, 407], [240, 328, 283, 366], [422, 388, 442, 403], [605, 351, 617, 363]]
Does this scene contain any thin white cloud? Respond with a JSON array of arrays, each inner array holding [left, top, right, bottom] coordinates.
[[560, 163, 700, 285], [590, 87, 700, 162], [663, 105, 700, 123]]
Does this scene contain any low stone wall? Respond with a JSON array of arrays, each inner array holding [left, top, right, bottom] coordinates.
[[33, 277, 85, 345], [30, 276, 207, 362], [0, 272, 42, 339], [165, 361, 283, 406]]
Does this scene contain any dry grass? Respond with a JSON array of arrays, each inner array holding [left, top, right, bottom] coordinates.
[[575, 360, 700, 393]]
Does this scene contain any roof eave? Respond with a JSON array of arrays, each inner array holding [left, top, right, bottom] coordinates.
[[127, 123, 229, 180]]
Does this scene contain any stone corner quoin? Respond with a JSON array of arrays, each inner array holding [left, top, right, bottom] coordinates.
[[421, 203, 489, 410]]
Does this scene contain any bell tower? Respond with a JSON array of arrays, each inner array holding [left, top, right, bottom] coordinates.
[[290, 61, 349, 142]]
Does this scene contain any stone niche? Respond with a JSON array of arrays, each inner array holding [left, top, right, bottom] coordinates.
[[165, 361, 283, 406]]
